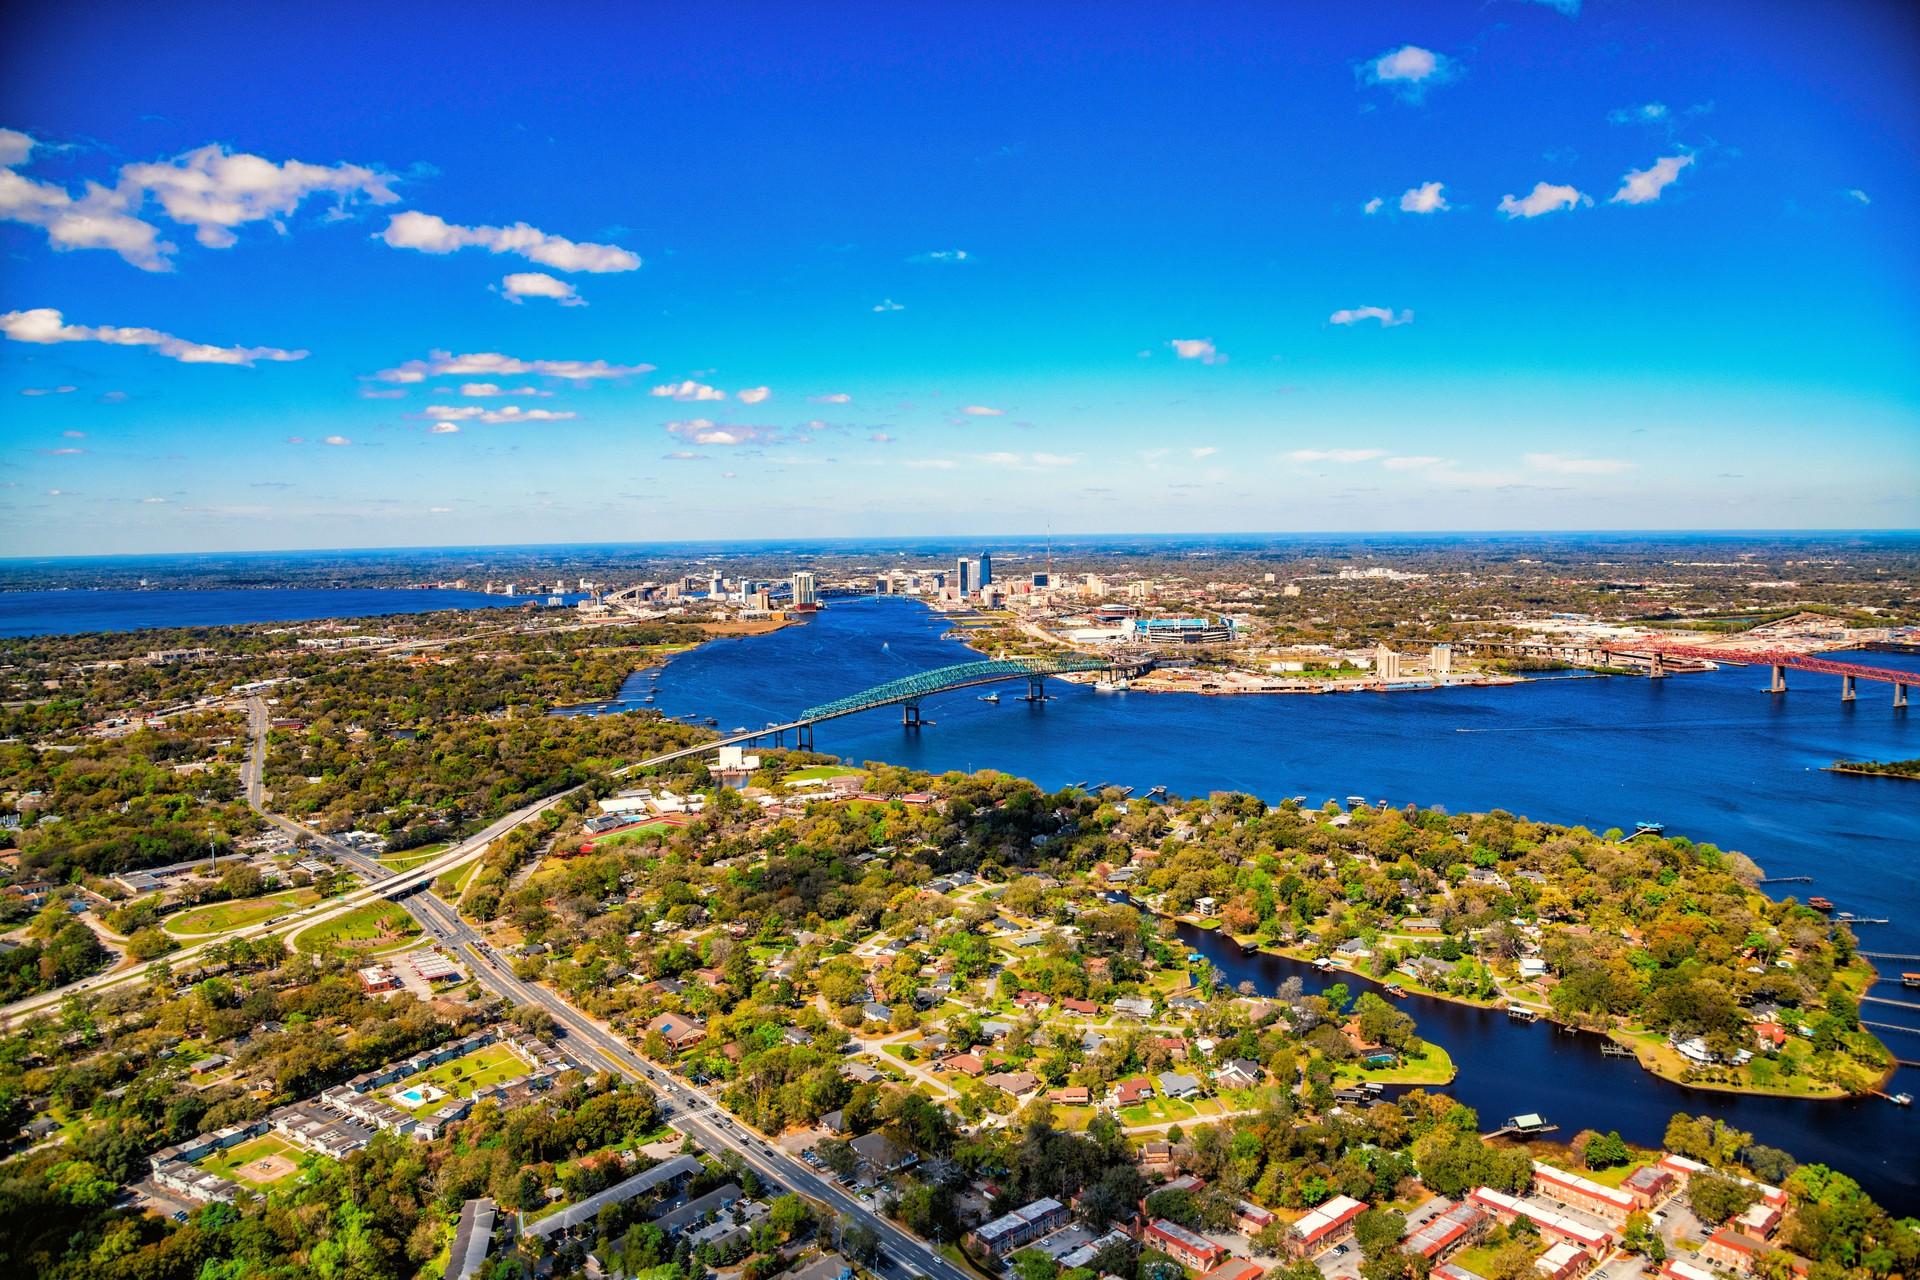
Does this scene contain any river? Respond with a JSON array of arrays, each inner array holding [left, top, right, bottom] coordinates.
[[623, 596, 1919, 1210]]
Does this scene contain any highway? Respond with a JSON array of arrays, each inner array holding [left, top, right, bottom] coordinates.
[[399, 889, 973, 1280]]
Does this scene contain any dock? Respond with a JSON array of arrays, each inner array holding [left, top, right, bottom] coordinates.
[[1599, 1043, 1636, 1058], [1491, 1113, 1559, 1138], [1506, 1006, 1541, 1022], [1758, 875, 1813, 884]]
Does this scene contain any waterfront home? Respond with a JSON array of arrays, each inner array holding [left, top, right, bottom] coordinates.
[[1670, 1034, 1717, 1066]]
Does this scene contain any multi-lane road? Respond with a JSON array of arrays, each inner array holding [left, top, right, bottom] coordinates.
[[400, 889, 973, 1280]]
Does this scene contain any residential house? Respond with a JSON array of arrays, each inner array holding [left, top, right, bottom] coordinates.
[[1113, 1078, 1154, 1107], [849, 1131, 918, 1173], [1534, 1242, 1590, 1280], [787, 1254, 853, 1280], [939, 1053, 986, 1077], [1050, 1086, 1091, 1106], [983, 1070, 1043, 1100], [1059, 997, 1100, 1015], [1402, 1203, 1488, 1260], [1013, 991, 1052, 1011], [1113, 996, 1155, 1020], [1138, 1140, 1174, 1170], [1530, 1162, 1636, 1226], [1215, 1058, 1262, 1089], [1233, 1198, 1275, 1236], [1203, 1260, 1267, 1280], [1621, 1165, 1676, 1208], [1157, 1072, 1203, 1100], [1701, 1230, 1775, 1275]]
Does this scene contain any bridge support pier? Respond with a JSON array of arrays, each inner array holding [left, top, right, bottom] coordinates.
[[1770, 664, 1788, 694], [902, 699, 924, 728], [796, 723, 814, 751], [1028, 676, 1046, 702], [1897, 683, 1909, 709], [1649, 653, 1668, 679], [1842, 674, 1857, 702]]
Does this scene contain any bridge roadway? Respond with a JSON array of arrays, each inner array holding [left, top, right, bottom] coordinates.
[[401, 889, 966, 1280], [1463, 637, 1914, 701]]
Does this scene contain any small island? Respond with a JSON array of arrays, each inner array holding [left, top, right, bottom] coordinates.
[[1825, 758, 1920, 779]]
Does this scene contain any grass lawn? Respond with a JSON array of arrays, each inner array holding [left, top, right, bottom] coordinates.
[[165, 887, 323, 936], [1051, 1105, 1096, 1131], [1455, 1244, 1538, 1277], [437, 857, 483, 901], [1118, 1097, 1199, 1126], [592, 820, 687, 847], [378, 842, 449, 872], [385, 1043, 528, 1112], [294, 902, 420, 953], [199, 1133, 306, 1188], [1571, 1156, 1660, 1189], [784, 765, 865, 783], [1334, 1042, 1457, 1086]]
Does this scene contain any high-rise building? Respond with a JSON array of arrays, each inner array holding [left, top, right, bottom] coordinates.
[[955, 557, 975, 596], [792, 571, 818, 606], [976, 552, 992, 589], [1030, 572, 1050, 589], [1375, 644, 1402, 680], [1430, 644, 1452, 677]]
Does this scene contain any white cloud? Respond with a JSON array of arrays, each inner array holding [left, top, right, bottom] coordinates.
[[0, 307, 306, 365], [1169, 338, 1224, 363], [873, 298, 904, 311], [324, 435, 351, 446], [1286, 448, 1385, 464], [0, 131, 397, 270], [870, 432, 893, 443], [663, 418, 782, 446], [961, 405, 1006, 416], [142, 497, 167, 503], [810, 392, 852, 403], [736, 386, 771, 404], [429, 422, 461, 434], [1611, 154, 1693, 205], [422, 404, 576, 425], [122, 144, 398, 249], [1328, 307, 1412, 327], [373, 350, 653, 383], [663, 451, 707, 460], [1363, 197, 1384, 215], [1400, 182, 1450, 213], [1361, 45, 1457, 100], [457, 382, 548, 397], [911, 249, 969, 263], [360, 387, 407, 399], [41, 447, 85, 455], [1498, 182, 1592, 218], [651, 380, 726, 402], [1383, 455, 1446, 470], [19, 385, 77, 396], [1526, 452, 1634, 474], [379, 210, 639, 272], [1845, 188, 1870, 205], [1608, 102, 1669, 125], [499, 271, 585, 305], [430, 507, 452, 513], [1190, 446, 1218, 458], [1032, 452, 1079, 467]]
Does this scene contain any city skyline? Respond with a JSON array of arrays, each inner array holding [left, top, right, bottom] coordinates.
[[3, 0, 1918, 554]]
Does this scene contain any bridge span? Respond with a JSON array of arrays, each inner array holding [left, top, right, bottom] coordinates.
[[1462, 638, 1913, 706]]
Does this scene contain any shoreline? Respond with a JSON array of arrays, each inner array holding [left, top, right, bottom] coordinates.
[[1823, 764, 1920, 780], [1170, 915, 1888, 1103]]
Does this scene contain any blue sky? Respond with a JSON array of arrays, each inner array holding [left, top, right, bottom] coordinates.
[[2, 0, 1916, 554]]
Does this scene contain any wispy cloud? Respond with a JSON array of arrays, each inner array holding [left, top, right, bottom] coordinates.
[[498, 271, 585, 305], [737, 386, 771, 404], [1362, 197, 1384, 215], [380, 210, 639, 272], [423, 404, 577, 426], [457, 382, 549, 397], [1608, 102, 1669, 126], [1611, 155, 1693, 205], [1329, 307, 1412, 327], [1844, 188, 1871, 205], [373, 350, 652, 384], [1169, 338, 1225, 363], [873, 298, 904, 312], [1383, 455, 1446, 470], [903, 458, 958, 469], [1285, 448, 1385, 463], [324, 435, 351, 446], [19, 385, 77, 396], [1190, 446, 1218, 458], [1526, 452, 1634, 474], [1497, 182, 1592, 218], [1, 307, 306, 365], [663, 418, 784, 446], [810, 392, 852, 403], [961, 405, 1006, 416], [910, 249, 969, 263]]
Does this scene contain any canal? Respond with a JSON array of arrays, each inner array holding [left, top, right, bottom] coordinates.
[[604, 596, 1920, 1208]]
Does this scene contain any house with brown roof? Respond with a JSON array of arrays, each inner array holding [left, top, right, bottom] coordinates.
[[1113, 1077, 1155, 1106], [938, 1053, 985, 1077], [1050, 1086, 1091, 1105], [645, 1013, 708, 1051], [983, 1071, 1043, 1100]]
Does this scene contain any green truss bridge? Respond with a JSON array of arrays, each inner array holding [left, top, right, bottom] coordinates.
[[801, 655, 1114, 725]]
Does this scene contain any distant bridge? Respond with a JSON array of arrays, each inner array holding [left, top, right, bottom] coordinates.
[[1462, 638, 1913, 706], [801, 655, 1116, 725]]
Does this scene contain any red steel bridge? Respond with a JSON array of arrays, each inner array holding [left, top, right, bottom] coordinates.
[[1463, 637, 1914, 705]]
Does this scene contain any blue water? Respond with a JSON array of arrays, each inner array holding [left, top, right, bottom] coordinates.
[[0, 589, 585, 637], [631, 597, 1920, 1208]]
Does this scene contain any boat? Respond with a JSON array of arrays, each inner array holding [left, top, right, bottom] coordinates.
[[1902, 973, 1920, 989], [1383, 982, 1407, 998], [1093, 678, 1129, 692], [1892, 1092, 1913, 1107], [1636, 820, 1666, 834], [1809, 896, 1834, 911], [705, 717, 718, 726], [978, 693, 1000, 704]]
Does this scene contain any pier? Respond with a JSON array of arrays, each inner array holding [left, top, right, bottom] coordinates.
[[1758, 875, 1813, 884]]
